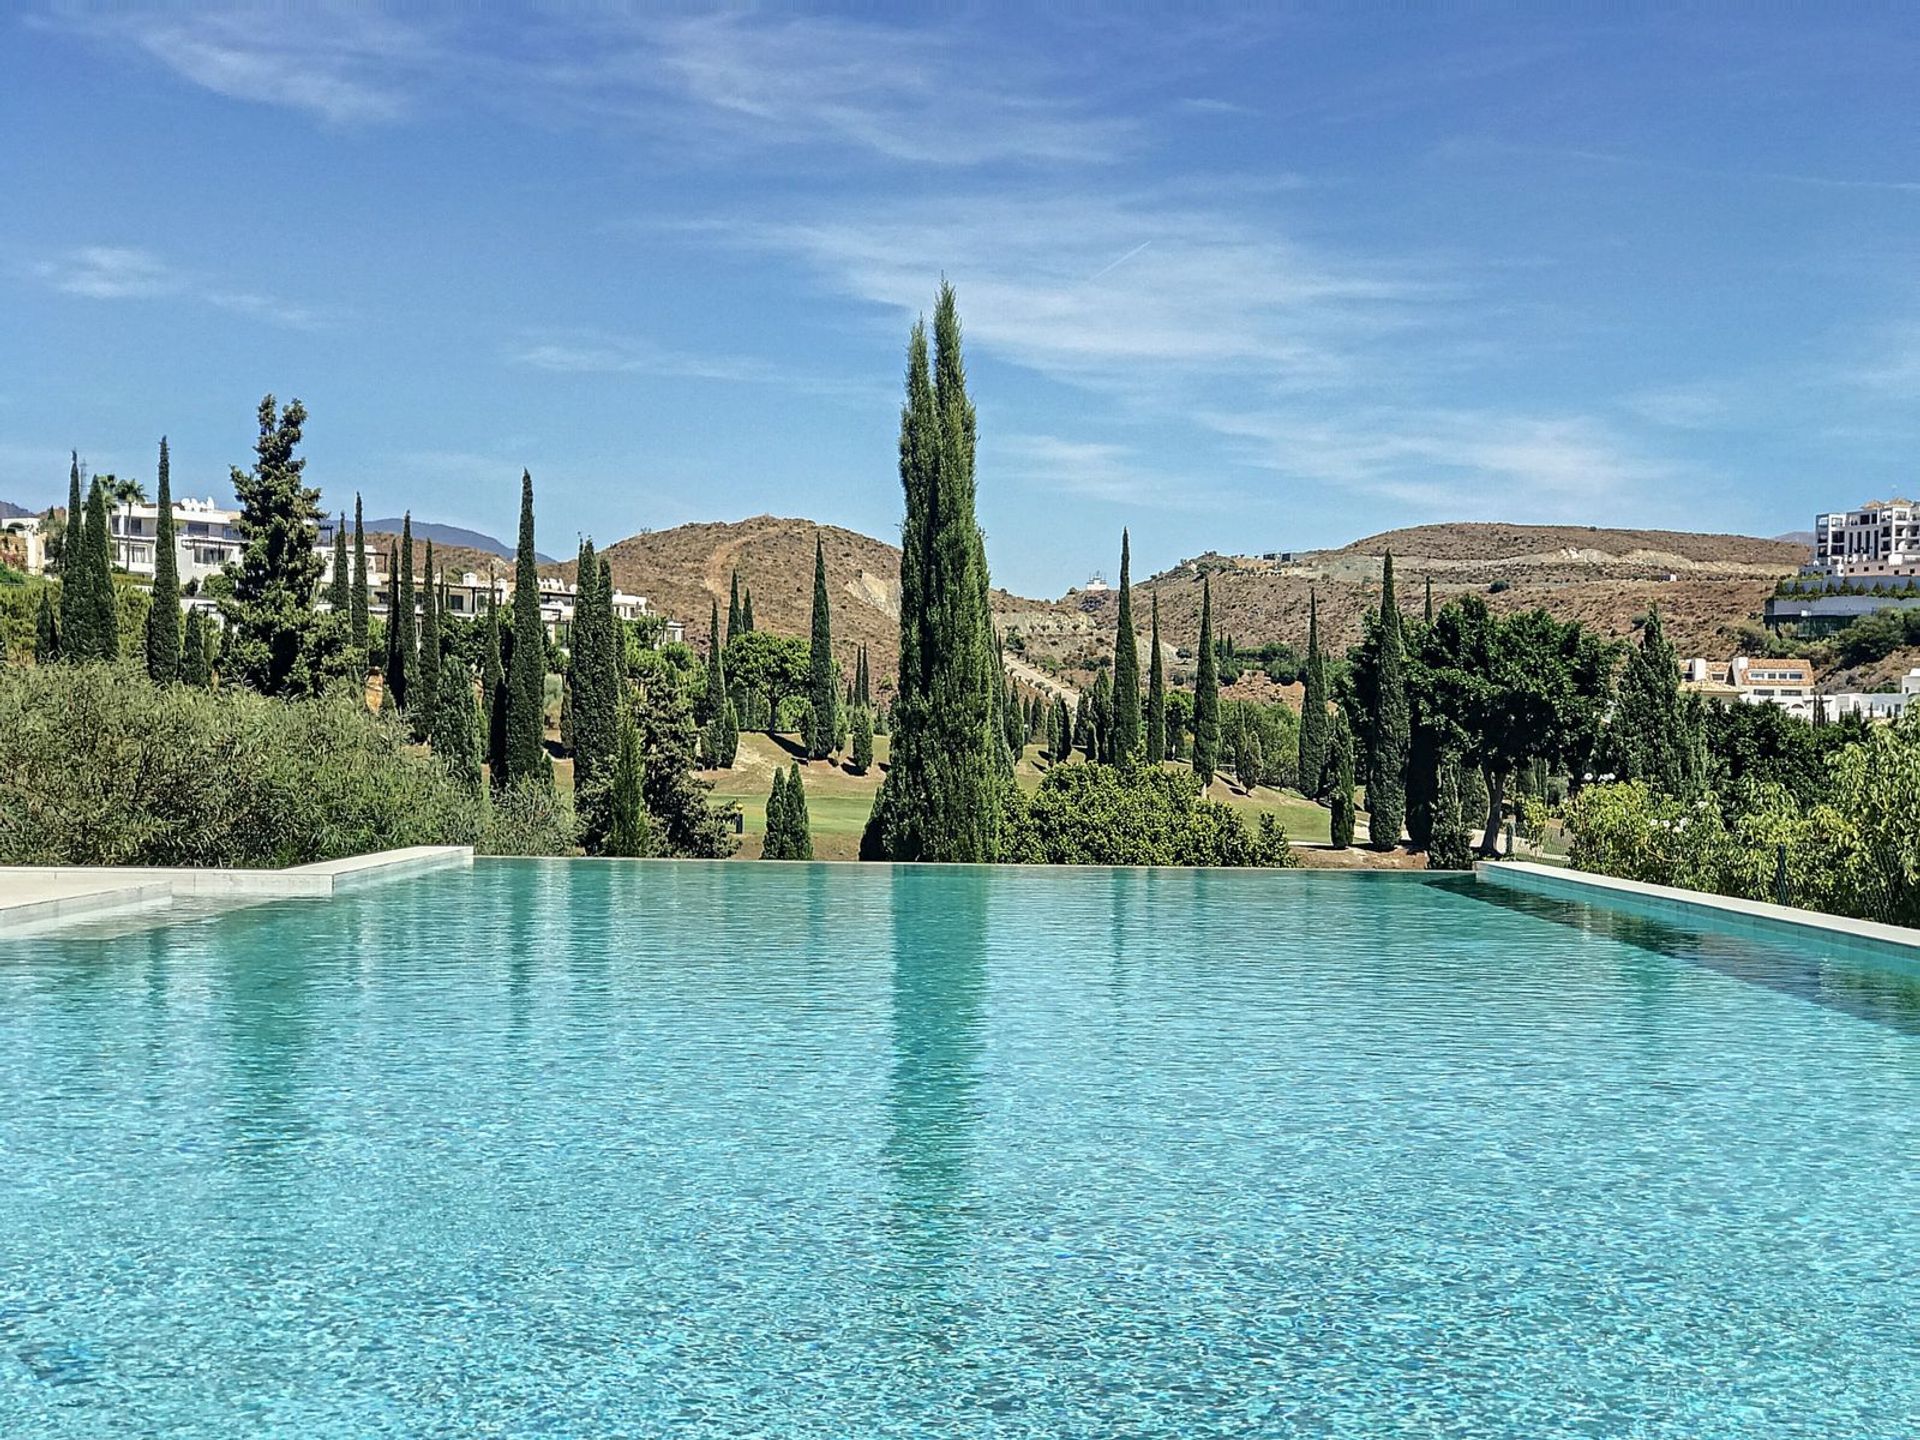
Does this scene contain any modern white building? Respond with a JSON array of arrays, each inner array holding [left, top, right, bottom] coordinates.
[[1810, 499, 1920, 580], [1822, 673, 1920, 722], [326, 563, 673, 645], [1681, 656, 1817, 714], [110, 497, 340, 589]]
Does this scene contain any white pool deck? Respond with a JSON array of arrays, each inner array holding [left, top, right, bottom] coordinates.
[[0, 846, 472, 934], [1477, 859, 1920, 956]]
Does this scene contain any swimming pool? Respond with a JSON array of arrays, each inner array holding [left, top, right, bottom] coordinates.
[[3, 862, 1916, 1437]]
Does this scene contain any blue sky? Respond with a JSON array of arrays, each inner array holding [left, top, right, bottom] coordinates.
[[3, 5, 1917, 595]]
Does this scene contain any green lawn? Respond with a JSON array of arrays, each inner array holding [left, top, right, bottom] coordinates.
[[705, 732, 1333, 858]]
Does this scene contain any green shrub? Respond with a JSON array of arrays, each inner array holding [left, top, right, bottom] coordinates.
[[480, 777, 582, 857], [0, 661, 579, 865], [1003, 763, 1297, 867]]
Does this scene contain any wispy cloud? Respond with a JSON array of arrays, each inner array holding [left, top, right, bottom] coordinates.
[[42, 2, 431, 125], [505, 330, 879, 402], [1441, 138, 1920, 196], [1199, 407, 1698, 522], [32, 246, 180, 299], [45, 5, 1126, 165], [27, 245, 334, 330], [994, 434, 1234, 511], [726, 188, 1437, 392]]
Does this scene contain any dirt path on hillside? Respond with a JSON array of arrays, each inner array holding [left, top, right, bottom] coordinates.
[[1006, 653, 1079, 704]]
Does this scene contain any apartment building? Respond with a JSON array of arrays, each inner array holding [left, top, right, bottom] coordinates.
[[110, 497, 339, 588], [1810, 499, 1920, 579]]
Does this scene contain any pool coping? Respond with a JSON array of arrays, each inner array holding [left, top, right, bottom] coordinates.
[[1475, 859, 1920, 954], [0, 846, 473, 934]]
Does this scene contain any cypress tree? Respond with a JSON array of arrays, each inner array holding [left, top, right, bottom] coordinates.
[[1192, 577, 1220, 786], [431, 652, 481, 792], [698, 596, 723, 726], [863, 284, 1003, 862], [1091, 669, 1113, 763], [1053, 694, 1072, 762], [1109, 529, 1144, 761], [350, 495, 369, 670], [700, 595, 736, 768], [70, 477, 118, 661], [1427, 749, 1474, 870], [482, 586, 508, 785], [766, 764, 813, 861], [393, 516, 418, 709], [35, 588, 58, 662], [806, 534, 837, 759], [1424, 575, 1434, 622], [570, 543, 621, 844], [1367, 552, 1409, 849], [727, 570, 743, 644], [59, 452, 84, 649], [1145, 590, 1166, 764], [505, 471, 549, 784], [327, 511, 350, 618], [851, 705, 874, 774], [1235, 714, 1265, 794], [1328, 709, 1357, 849], [764, 767, 787, 857], [416, 540, 441, 741], [1299, 590, 1329, 797], [605, 708, 651, 858], [383, 542, 406, 708], [741, 588, 754, 633], [146, 437, 181, 683], [1606, 606, 1695, 795], [180, 609, 210, 687]]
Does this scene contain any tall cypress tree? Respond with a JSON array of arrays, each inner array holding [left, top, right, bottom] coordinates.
[[59, 452, 84, 650], [741, 588, 754, 634], [146, 436, 181, 683], [482, 586, 508, 785], [605, 707, 651, 858], [1424, 575, 1434, 623], [391, 516, 417, 709], [699, 596, 723, 726], [431, 651, 481, 792], [806, 534, 838, 758], [1145, 590, 1166, 764], [727, 570, 743, 644], [1091, 669, 1113, 763], [1328, 710, 1357, 849], [1111, 529, 1142, 762], [180, 609, 210, 687], [69, 477, 118, 661], [350, 495, 370, 670], [1192, 578, 1219, 785], [327, 512, 350, 618], [505, 470, 549, 784], [416, 540, 441, 740], [35, 588, 58, 662], [1299, 590, 1329, 798], [1368, 552, 1409, 849], [382, 542, 405, 707], [1605, 606, 1697, 797], [863, 284, 1002, 861], [569, 541, 619, 844]]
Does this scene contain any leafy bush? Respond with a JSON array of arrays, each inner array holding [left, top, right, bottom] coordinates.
[[1002, 763, 1297, 867], [1568, 720, 1920, 926], [479, 778, 581, 857], [0, 662, 576, 865]]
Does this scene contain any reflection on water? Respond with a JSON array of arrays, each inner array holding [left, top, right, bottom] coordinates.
[[884, 870, 988, 1278], [1457, 876, 1920, 1035]]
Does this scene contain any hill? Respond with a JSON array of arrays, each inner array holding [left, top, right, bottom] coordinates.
[[1051, 522, 1808, 679], [0, 500, 39, 521], [364, 518, 550, 565], [546, 515, 1068, 698]]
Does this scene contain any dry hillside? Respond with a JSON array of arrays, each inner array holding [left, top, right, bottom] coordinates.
[[543, 515, 1064, 698], [1057, 522, 1808, 676]]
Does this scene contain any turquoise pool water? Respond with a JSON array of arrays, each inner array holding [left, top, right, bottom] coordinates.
[[2, 862, 1917, 1437]]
